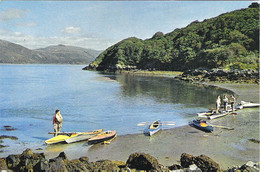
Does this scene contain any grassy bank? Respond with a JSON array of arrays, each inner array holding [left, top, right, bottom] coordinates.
[[120, 70, 183, 76]]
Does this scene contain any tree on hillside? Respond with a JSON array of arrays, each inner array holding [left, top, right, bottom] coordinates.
[[87, 3, 259, 72]]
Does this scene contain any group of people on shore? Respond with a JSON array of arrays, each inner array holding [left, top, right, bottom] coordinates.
[[216, 95, 236, 113]]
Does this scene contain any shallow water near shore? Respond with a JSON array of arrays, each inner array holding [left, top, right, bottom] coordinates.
[[0, 65, 231, 137], [0, 64, 259, 169]]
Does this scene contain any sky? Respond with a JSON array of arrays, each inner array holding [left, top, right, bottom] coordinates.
[[0, 1, 254, 51]]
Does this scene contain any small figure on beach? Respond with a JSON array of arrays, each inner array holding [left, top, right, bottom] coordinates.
[[230, 95, 236, 112], [223, 95, 229, 111], [216, 96, 221, 113], [53, 109, 63, 136]]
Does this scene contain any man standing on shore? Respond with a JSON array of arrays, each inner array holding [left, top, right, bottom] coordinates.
[[216, 96, 221, 113], [53, 109, 63, 136], [223, 95, 229, 112], [230, 95, 236, 112]]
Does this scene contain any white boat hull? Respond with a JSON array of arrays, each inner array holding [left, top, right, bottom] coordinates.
[[65, 133, 98, 144], [199, 112, 229, 120], [236, 101, 260, 109]]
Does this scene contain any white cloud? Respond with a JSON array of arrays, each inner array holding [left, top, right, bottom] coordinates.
[[16, 22, 37, 27], [0, 28, 116, 50], [62, 26, 82, 34], [0, 8, 28, 22]]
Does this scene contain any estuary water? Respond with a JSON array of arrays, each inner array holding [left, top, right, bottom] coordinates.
[[0, 64, 234, 156]]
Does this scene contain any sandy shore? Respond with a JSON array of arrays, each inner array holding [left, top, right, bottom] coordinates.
[[41, 83, 259, 170]]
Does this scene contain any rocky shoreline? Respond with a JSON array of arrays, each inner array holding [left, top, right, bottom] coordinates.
[[0, 148, 259, 171], [84, 67, 260, 84], [175, 68, 259, 84]]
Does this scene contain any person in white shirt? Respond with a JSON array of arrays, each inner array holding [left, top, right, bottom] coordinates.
[[216, 96, 221, 113], [223, 95, 229, 111]]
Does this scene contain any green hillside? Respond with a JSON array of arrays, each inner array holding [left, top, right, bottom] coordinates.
[[87, 3, 259, 72]]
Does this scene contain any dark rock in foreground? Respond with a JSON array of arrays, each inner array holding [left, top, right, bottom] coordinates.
[[6, 149, 46, 171], [0, 149, 259, 171], [180, 153, 222, 172], [226, 161, 260, 172], [126, 152, 163, 171]]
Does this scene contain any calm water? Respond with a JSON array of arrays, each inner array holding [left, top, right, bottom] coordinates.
[[0, 64, 234, 155]]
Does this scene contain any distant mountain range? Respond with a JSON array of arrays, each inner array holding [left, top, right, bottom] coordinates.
[[0, 39, 102, 64]]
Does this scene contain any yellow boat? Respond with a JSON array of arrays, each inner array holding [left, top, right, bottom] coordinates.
[[45, 129, 103, 145], [45, 133, 78, 145]]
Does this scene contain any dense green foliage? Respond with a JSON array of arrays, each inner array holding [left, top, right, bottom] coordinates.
[[89, 4, 259, 71]]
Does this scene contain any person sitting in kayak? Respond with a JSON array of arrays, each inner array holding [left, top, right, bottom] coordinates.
[[200, 122, 207, 127], [53, 109, 63, 136]]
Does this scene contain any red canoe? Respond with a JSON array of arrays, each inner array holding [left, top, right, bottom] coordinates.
[[88, 130, 117, 144]]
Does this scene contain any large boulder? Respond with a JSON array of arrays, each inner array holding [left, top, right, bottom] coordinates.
[[5, 154, 21, 170], [79, 156, 94, 171], [195, 155, 222, 172], [49, 152, 69, 171], [227, 161, 260, 172], [33, 159, 50, 172], [180, 153, 196, 168], [0, 158, 7, 170], [126, 152, 163, 171], [19, 148, 46, 171], [239, 161, 260, 172], [181, 153, 222, 172], [5, 149, 48, 171], [5, 148, 47, 171], [49, 157, 67, 172], [168, 164, 183, 170], [92, 160, 121, 171], [65, 159, 90, 172]]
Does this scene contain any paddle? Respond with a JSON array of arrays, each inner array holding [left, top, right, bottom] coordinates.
[[48, 131, 96, 135], [210, 124, 234, 130], [137, 121, 175, 126], [103, 134, 117, 144], [48, 132, 76, 135], [48, 129, 103, 135]]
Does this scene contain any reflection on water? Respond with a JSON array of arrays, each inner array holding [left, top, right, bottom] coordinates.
[[45, 143, 70, 153], [147, 130, 162, 143], [107, 73, 235, 106]]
